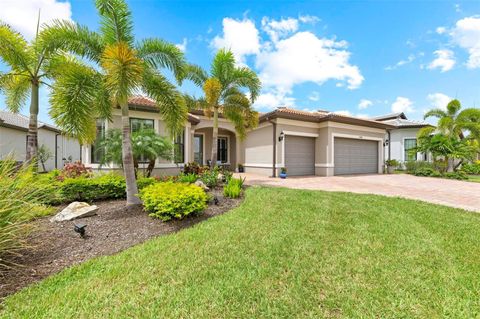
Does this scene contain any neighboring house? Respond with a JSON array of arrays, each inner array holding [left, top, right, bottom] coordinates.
[[373, 112, 433, 164], [0, 110, 81, 171]]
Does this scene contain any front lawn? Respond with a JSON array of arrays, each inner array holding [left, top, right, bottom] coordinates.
[[468, 175, 480, 183], [2, 187, 480, 318]]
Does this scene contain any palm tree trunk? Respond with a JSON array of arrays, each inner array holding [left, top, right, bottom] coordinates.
[[147, 159, 155, 177], [26, 81, 39, 169], [120, 104, 141, 206], [210, 106, 219, 168]]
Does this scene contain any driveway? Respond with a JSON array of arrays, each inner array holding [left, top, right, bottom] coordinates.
[[238, 173, 480, 212]]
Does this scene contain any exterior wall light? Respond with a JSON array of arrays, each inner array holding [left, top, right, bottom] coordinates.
[[278, 131, 285, 142]]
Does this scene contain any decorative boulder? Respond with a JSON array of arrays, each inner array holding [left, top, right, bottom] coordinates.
[[194, 180, 209, 191], [50, 202, 98, 222]]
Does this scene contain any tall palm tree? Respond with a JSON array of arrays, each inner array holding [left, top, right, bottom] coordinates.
[[41, 0, 195, 205], [0, 17, 64, 167], [421, 99, 480, 140], [187, 49, 261, 167]]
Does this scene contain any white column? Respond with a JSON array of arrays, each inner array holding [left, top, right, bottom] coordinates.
[[235, 134, 241, 172]]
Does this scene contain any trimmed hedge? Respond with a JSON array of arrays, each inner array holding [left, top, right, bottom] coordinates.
[[140, 182, 208, 221]]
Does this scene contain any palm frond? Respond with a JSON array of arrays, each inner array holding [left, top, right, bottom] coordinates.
[[211, 49, 235, 85], [204, 77, 222, 106], [136, 38, 186, 83], [49, 62, 104, 143], [182, 64, 208, 87], [183, 93, 207, 111], [446, 99, 461, 116], [0, 72, 31, 113], [424, 108, 447, 120], [95, 0, 134, 46], [142, 70, 187, 136], [231, 67, 261, 102], [39, 20, 103, 62], [0, 23, 34, 75]]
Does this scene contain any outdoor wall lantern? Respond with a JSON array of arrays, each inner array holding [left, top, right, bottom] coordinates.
[[278, 131, 285, 142]]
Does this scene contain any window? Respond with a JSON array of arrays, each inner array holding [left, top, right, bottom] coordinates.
[[130, 118, 154, 133], [404, 138, 417, 161], [217, 137, 228, 163], [174, 131, 185, 163], [91, 119, 105, 163], [193, 134, 203, 165]]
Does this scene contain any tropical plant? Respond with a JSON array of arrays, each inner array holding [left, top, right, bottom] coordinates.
[[37, 144, 53, 172], [223, 177, 245, 199], [41, 0, 198, 205], [185, 49, 261, 167], [0, 17, 66, 167], [97, 128, 173, 177]]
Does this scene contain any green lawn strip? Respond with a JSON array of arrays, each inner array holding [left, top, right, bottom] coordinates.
[[468, 175, 480, 183], [2, 187, 480, 318]]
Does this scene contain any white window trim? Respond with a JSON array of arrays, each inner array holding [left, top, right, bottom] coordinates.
[[402, 137, 420, 162], [217, 135, 230, 165], [193, 132, 206, 165]]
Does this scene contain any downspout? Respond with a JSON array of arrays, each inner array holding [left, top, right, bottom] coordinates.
[[270, 119, 277, 178], [387, 130, 391, 161], [55, 133, 60, 169]]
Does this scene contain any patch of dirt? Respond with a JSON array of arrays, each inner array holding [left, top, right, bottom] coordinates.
[[0, 188, 242, 300]]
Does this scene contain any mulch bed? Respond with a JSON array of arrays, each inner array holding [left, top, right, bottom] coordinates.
[[0, 188, 243, 300]]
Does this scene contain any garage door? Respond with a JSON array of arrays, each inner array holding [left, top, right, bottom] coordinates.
[[334, 137, 378, 175], [285, 135, 315, 176]]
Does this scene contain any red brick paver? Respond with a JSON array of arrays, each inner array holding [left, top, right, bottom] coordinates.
[[237, 173, 480, 212]]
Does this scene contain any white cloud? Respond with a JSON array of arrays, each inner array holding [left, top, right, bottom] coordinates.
[[428, 49, 456, 72], [358, 99, 373, 110], [427, 93, 451, 111], [261, 17, 299, 42], [176, 38, 188, 52], [308, 91, 320, 101], [436, 26, 446, 34], [449, 16, 480, 68], [391, 97, 414, 113], [254, 90, 295, 110], [385, 54, 415, 70], [211, 17, 260, 63], [298, 15, 320, 24], [256, 31, 363, 92], [0, 0, 72, 40]]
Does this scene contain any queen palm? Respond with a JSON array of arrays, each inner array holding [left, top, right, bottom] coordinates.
[[42, 0, 193, 205], [187, 49, 261, 167], [0, 19, 65, 167]]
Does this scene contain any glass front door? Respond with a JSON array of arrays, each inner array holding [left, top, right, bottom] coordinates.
[[194, 134, 203, 165]]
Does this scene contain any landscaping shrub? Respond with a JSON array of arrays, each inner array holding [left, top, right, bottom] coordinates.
[[444, 171, 468, 180], [0, 161, 52, 268], [60, 173, 126, 202], [140, 182, 208, 221], [461, 161, 480, 175], [183, 162, 207, 175], [137, 177, 157, 189], [413, 167, 442, 177], [57, 161, 92, 181], [405, 161, 435, 174], [178, 173, 198, 184], [223, 177, 244, 198], [200, 167, 219, 188]]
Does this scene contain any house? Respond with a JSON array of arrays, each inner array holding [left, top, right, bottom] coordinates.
[[0, 110, 81, 171], [373, 112, 433, 164], [82, 98, 396, 177]]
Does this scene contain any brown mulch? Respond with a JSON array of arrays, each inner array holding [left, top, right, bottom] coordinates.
[[0, 188, 242, 300]]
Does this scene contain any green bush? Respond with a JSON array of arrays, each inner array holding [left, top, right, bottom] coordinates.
[[178, 173, 198, 184], [200, 168, 219, 188], [405, 161, 435, 173], [444, 171, 468, 180], [140, 182, 208, 221], [0, 161, 52, 268], [223, 177, 244, 198], [413, 167, 442, 177], [60, 173, 126, 202], [137, 177, 157, 189], [461, 161, 480, 175]]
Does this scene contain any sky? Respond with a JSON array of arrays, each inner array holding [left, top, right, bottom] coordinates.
[[1, 0, 480, 125]]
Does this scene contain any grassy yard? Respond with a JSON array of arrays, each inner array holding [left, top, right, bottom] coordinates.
[[2, 187, 480, 318], [468, 175, 480, 183]]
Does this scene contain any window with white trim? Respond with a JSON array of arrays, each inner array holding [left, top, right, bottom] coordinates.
[[217, 137, 228, 163], [404, 138, 417, 161]]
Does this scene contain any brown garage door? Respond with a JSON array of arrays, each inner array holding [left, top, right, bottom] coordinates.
[[334, 137, 378, 175], [285, 135, 315, 176]]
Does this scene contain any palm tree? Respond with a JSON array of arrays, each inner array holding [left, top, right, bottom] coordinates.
[[41, 0, 195, 205], [98, 128, 173, 177], [187, 49, 261, 167], [0, 17, 65, 167]]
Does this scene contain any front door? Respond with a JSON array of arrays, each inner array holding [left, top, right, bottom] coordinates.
[[194, 134, 204, 165]]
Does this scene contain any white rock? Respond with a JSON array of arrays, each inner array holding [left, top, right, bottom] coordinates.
[[194, 180, 209, 191], [50, 202, 98, 222]]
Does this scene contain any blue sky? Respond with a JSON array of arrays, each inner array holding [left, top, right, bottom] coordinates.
[[1, 0, 480, 125]]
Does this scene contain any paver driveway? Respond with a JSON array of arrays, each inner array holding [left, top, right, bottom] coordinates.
[[238, 173, 480, 212]]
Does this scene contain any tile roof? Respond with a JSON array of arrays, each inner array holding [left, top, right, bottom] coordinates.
[[380, 118, 433, 128], [128, 95, 200, 124], [372, 112, 407, 121], [0, 110, 60, 132]]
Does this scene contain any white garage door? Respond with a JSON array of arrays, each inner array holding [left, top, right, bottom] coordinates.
[[334, 137, 378, 175], [285, 135, 315, 176]]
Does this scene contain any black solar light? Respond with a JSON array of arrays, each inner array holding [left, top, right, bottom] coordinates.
[[214, 196, 219, 205], [74, 223, 87, 238]]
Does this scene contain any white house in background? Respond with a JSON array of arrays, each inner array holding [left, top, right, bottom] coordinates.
[[0, 110, 81, 171], [373, 112, 434, 164]]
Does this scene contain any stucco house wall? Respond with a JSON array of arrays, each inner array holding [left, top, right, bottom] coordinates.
[[386, 128, 425, 163]]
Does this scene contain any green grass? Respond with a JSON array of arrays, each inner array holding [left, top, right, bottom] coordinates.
[[468, 175, 480, 183], [2, 187, 480, 318]]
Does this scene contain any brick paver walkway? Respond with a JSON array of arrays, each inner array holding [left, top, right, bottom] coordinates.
[[237, 173, 480, 212]]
